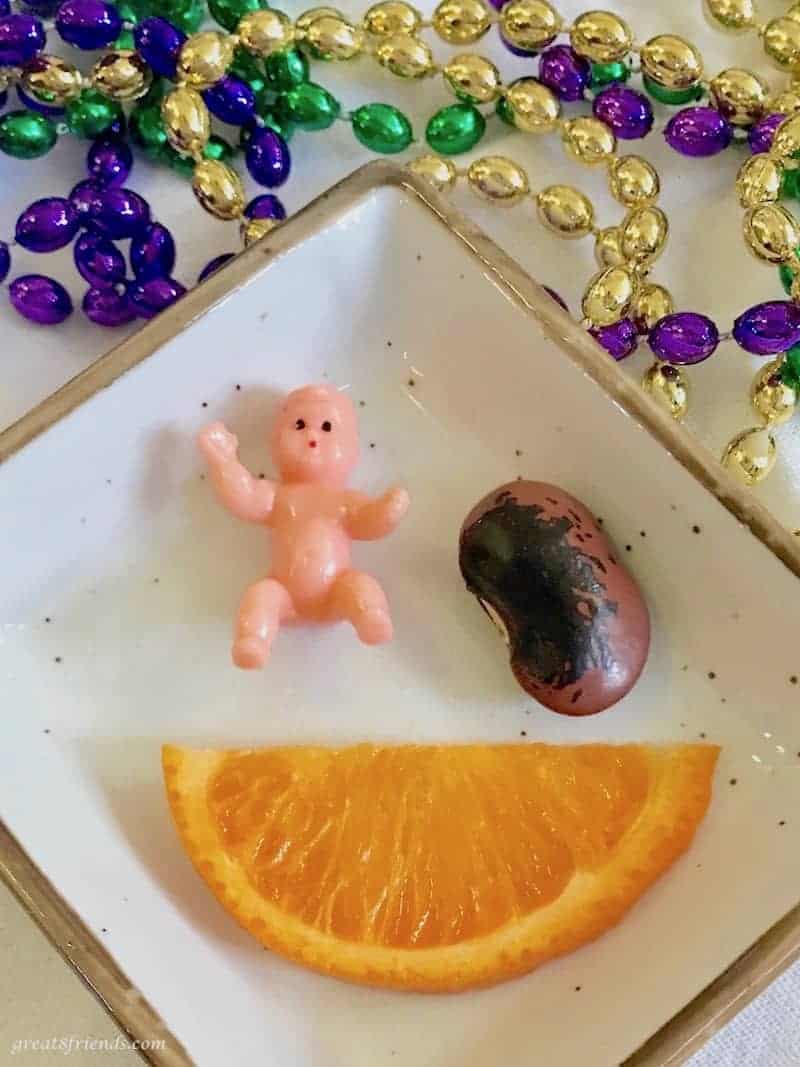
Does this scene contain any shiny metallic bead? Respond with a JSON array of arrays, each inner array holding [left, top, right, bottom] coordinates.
[[763, 17, 800, 72], [582, 265, 635, 326], [192, 157, 245, 219], [176, 31, 235, 89], [703, 0, 756, 33], [238, 9, 295, 56], [498, 0, 561, 52], [561, 115, 616, 165], [770, 89, 800, 115], [362, 0, 421, 35], [642, 363, 689, 420], [295, 6, 343, 32], [621, 205, 669, 266], [608, 155, 660, 206], [502, 77, 560, 132], [751, 358, 797, 425], [570, 10, 632, 63], [431, 0, 491, 44], [631, 284, 674, 332], [594, 225, 625, 267], [743, 203, 800, 263], [161, 85, 210, 156], [241, 215, 280, 246], [735, 154, 783, 208], [304, 16, 364, 59], [91, 50, 152, 100], [443, 53, 501, 103], [709, 68, 769, 125], [769, 113, 800, 158], [722, 427, 777, 485], [375, 34, 433, 78], [640, 35, 703, 90], [537, 184, 595, 238], [466, 155, 529, 204], [407, 153, 457, 192], [21, 55, 82, 107]]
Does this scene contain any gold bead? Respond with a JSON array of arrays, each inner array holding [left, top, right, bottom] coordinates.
[[631, 284, 674, 332], [743, 203, 800, 262], [91, 50, 152, 101], [431, 0, 491, 44], [561, 116, 616, 166], [503, 77, 560, 132], [407, 154, 458, 192], [537, 184, 595, 238], [466, 155, 529, 205], [498, 0, 561, 52], [296, 6, 344, 31], [770, 112, 800, 157], [238, 9, 295, 56], [570, 10, 632, 63], [770, 89, 800, 115], [176, 31, 235, 89], [708, 68, 769, 125], [375, 34, 434, 77], [594, 225, 625, 267], [640, 34, 703, 90], [735, 154, 783, 208], [763, 17, 800, 72], [641, 363, 689, 420], [722, 427, 777, 485], [304, 15, 364, 59], [582, 266, 635, 327], [192, 158, 245, 220], [161, 86, 210, 156], [362, 0, 421, 35], [443, 53, 501, 103], [608, 155, 660, 207], [703, 0, 757, 32], [20, 55, 82, 106], [241, 216, 281, 246], [620, 206, 669, 266], [751, 358, 797, 425]]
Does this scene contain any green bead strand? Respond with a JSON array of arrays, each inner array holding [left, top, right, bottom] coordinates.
[[264, 49, 309, 92], [426, 103, 485, 155], [351, 103, 412, 154], [274, 82, 341, 131], [642, 76, 704, 105], [66, 89, 123, 138], [590, 61, 630, 89], [0, 110, 57, 159], [779, 344, 800, 389], [208, 0, 268, 32]]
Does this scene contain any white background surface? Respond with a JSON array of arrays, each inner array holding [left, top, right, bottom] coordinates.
[[2, 0, 800, 1063]]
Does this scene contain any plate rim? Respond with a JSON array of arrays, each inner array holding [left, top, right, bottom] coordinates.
[[1, 159, 798, 1067]]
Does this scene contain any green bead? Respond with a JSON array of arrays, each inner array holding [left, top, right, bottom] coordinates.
[[642, 76, 703, 105], [146, 0, 204, 32], [66, 90, 123, 139], [204, 134, 234, 161], [173, 0, 205, 32], [264, 48, 309, 92], [116, 0, 140, 23], [114, 28, 136, 48], [590, 61, 630, 88], [780, 344, 800, 389], [781, 168, 800, 200], [130, 100, 168, 159], [351, 103, 412, 154], [274, 82, 340, 131], [168, 148, 195, 177], [425, 103, 485, 156], [0, 110, 57, 159], [496, 95, 513, 127], [230, 47, 269, 109], [208, 0, 267, 31]]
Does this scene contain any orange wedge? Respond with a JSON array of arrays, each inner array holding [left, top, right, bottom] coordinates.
[[163, 741, 718, 991]]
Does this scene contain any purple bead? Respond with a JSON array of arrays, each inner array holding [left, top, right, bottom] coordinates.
[[592, 86, 653, 140], [87, 137, 132, 187], [0, 14, 45, 65], [748, 112, 784, 155], [83, 286, 136, 326], [538, 45, 591, 102], [542, 285, 567, 312], [55, 0, 121, 49], [89, 187, 150, 240], [133, 17, 185, 78], [17, 83, 64, 116], [649, 312, 719, 365], [0, 0, 9, 15], [130, 222, 175, 280], [245, 126, 290, 188], [203, 75, 256, 127], [16, 197, 79, 253], [74, 231, 125, 287], [733, 301, 800, 355], [664, 107, 733, 158], [9, 274, 72, 324], [19, 0, 62, 14], [69, 178, 103, 220], [197, 252, 234, 283], [128, 276, 185, 319], [486, 0, 504, 8], [590, 318, 638, 360], [244, 194, 286, 221], [0, 241, 9, 283]]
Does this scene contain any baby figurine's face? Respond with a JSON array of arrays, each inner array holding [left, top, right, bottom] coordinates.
[[271, 385, 359, 485]]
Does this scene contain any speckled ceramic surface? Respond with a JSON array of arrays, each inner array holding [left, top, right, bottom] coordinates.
[[1, 168, 799, 1067]]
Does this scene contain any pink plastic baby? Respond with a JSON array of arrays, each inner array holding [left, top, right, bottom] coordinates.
[[198, 384, 410, 669]]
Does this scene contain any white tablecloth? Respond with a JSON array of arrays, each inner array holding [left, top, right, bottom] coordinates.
[[1, 0, 798, 1061]]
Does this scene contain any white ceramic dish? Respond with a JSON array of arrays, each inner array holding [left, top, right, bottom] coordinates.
[[2, 164, 800, 1067]]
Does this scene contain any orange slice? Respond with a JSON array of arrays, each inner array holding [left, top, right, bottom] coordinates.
[[163, 741, 719, 991]]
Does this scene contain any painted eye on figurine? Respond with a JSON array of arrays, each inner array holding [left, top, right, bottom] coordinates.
[[295, 418, 306, 430], [321, 421, 332, 432]]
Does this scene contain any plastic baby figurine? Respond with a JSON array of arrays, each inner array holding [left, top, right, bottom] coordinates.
[[198, 384, 410, 669]]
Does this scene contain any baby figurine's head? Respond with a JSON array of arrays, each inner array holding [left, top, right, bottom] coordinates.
[[271, 385, 359, 485]]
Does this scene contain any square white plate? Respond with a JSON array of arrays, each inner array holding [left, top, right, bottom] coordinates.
[[2, 164, 800, 1067]]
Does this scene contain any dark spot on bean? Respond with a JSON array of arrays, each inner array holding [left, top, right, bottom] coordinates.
[[779, 820, 786, 827], [515, 449, 522, 457], [670, 504, 677, 511], [625, 545, 632, 552], [574, 986, 582, 992], [369, 442, 375, 449], [153, 577, 159, 584], [101, 927, 108, 934], [596, 517, 604, 526], [681, 665, 688, 672], [386, 340, 392, 348], [416, 254, 422, 262], [359, 400, 366, 407], [43, 728, 50, 735], [105, 478, 112, 486], [200, 473, 205, 480], [408, 378, 415, 387], [692, 524, 701, 534], [44, 617, 51, 623], [729, 778, 737, 786], [520, 730, 527, 737], [699, 732, 706, 739], [201, 402, 208, 408], [235, 384, 241, 391], [54, 656, 62, 664], [791, 676, 798, 685], [639, 531, 646, 538], [708, 671, 716, 680]]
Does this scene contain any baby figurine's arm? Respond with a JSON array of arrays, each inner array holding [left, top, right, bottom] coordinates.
[[198, 422, 276, 523], [344, 487, 410, 541]]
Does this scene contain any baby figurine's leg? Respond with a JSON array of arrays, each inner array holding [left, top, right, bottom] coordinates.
[[233, 578, 294, 669], [328, 570, 393, 645]]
